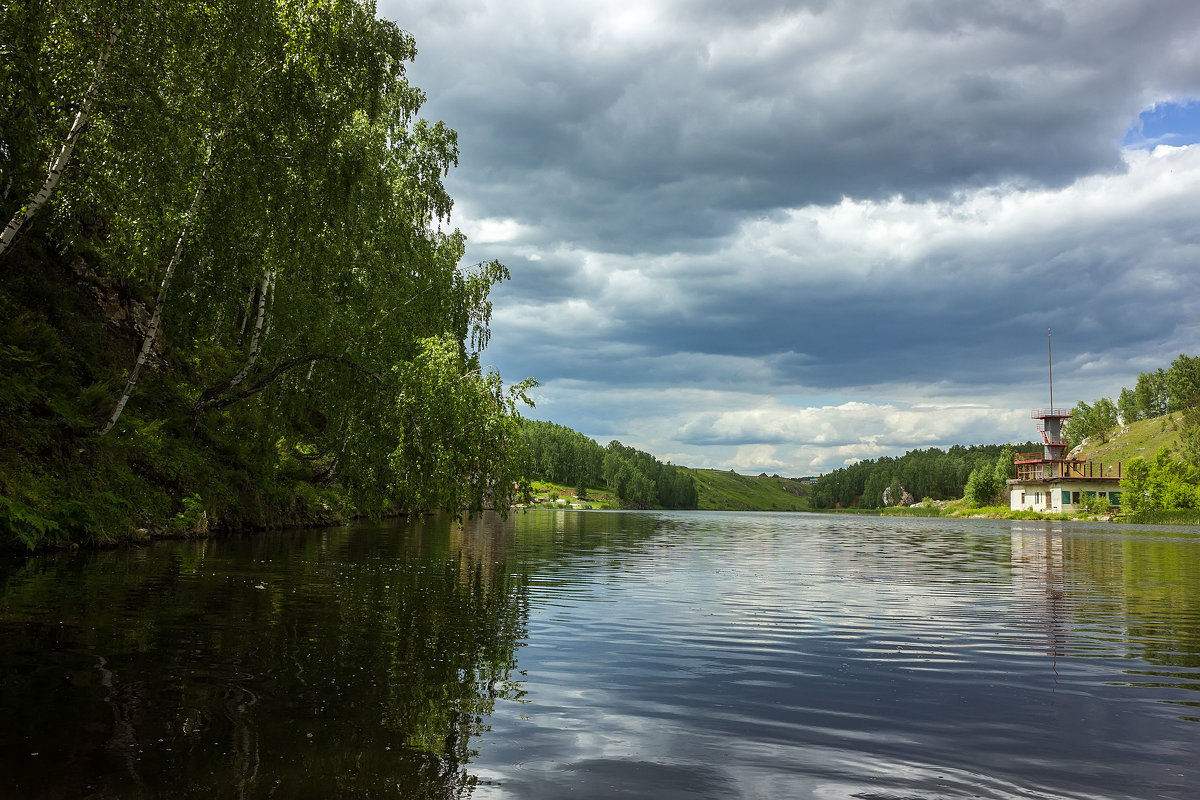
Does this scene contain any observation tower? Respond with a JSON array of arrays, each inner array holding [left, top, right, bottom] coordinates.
[[1008, 332, 1123, 513]]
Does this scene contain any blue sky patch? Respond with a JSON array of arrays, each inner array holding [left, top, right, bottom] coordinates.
[[1124, 100, 1200, 148]]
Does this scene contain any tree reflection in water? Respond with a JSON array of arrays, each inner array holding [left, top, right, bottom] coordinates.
[[0, 514, 528, 798]]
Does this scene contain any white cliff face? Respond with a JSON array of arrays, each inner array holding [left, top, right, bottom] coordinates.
[[883, 486, 916, 507]]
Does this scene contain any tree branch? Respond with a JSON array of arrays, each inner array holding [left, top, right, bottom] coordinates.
[[191, 353, 383, 428]]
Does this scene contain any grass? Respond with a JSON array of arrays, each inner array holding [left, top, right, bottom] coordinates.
[[821, 500, 1074, 521], [878, 506, 950, 517], [1125, 509, 1200, 526], [685, 469, 810, 512], [1074, 413, 1186, 467], [522, 481, 621, 510]]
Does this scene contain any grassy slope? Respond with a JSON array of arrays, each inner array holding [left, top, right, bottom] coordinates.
[[524, 481, 620, 510], [1073, 412, 1186, 466], [687, 469, 810, 511]]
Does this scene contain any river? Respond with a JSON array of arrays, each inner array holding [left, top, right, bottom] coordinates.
[[2, 511, 1198, 799]]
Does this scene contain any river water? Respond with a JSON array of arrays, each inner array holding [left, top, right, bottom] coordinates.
[[2, 511, 1198, 799]]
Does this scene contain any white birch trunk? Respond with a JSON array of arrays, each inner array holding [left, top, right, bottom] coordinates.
[[0, 21, 121, 259], [227, 264, 274, 391], [95, 156, 213, 436], [236, 292, 252, 343]]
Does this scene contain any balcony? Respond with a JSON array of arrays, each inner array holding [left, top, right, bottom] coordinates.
[[1012, 457, 1122, 482]]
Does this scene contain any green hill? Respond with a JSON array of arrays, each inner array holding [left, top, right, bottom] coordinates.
[[686, 469, 811, 511], [1072, 412, 1187, 467]]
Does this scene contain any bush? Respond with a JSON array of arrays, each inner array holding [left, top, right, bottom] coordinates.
[[1075, 492, 1112, 516], [964, 465, 1001, 507], [0, 495, 61, 550], [167, 494, 209, 536]]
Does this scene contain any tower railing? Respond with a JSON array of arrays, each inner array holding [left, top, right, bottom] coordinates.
[[1031, 408, 1073, 419]]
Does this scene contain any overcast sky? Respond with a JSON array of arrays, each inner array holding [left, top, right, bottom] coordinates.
[[379, 0, 1200, 476]]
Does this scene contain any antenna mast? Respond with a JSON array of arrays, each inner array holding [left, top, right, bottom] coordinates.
[[1048, 328, 1053, 411]]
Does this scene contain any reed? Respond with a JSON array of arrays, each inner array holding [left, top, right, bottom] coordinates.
[[1124, 509, 1200, 526]]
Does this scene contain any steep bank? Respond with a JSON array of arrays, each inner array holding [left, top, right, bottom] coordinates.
[[0, 244, 352, 549], [1, 1, 530, 550]]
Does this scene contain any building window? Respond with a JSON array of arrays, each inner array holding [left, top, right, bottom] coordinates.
[[1062, 490, 1071, 505]]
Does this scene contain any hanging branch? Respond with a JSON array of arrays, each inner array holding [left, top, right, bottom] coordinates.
[[0, 21, 122, 259], [190, 353, 383, 430], [193, 263, 275, 414], [195, 278, 432, 422]]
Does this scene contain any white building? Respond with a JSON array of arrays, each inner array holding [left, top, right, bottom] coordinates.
[[1008, 408, 1123, 513]]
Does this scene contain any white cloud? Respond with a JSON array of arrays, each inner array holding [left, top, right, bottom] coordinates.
[[467, 216, 539, 244]]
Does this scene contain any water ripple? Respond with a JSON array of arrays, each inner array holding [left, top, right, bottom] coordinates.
[[478, 511, 1200, 799]]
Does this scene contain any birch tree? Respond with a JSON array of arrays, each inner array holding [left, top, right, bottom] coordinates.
[[5, 0, 535, 518], [0, 16, 120, 258]]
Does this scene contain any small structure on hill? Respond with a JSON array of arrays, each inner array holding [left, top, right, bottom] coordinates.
[[1008, 408, 1123, 513], [1007, 331, 1122, 513]]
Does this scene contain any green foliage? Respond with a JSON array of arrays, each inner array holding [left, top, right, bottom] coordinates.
[[0, 1, 533, 548], [993, 445, 1016, 482], [1064, 397, 1118, 445], [520, 420, 698, 509], [1118, 387, 1141, 425], [384, 336, 535, 516], [523, 419, 605, 489], [1135, 369, 1170, 419], [1114, 355, 1200, 424], [963, 464, 1001, 507], [1080, 492, 1112, 516], [0, 495, 61, 550], [167, 493, 208, 535], [1165, 354, 1200, 412], [1180, 411, 1200, 472], [1125, 509, 1200, 525], [1121, 447, 1200, 514]]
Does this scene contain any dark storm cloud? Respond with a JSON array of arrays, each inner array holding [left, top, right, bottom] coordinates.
[[400, 0, 1200, 253], [382, 0, 1200, 473]]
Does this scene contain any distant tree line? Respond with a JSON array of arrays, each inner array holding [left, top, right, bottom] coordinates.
[[521, 420, 698, 509], [808, 443, 1035, 510]]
